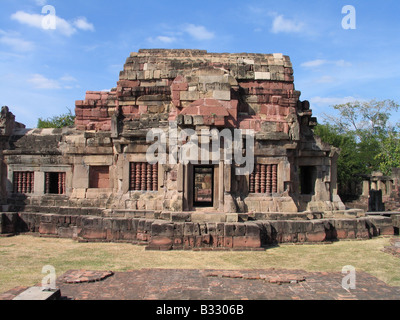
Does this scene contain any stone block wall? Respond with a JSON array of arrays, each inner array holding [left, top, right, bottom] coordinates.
[[1, 212, 394, 250]]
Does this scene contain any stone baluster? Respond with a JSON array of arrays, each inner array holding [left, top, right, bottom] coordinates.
[[130, 163, 135, 190], [260, 164, 266, 193], [152, 164, 158, 191], [255, 164, 260, 194], [272, 164, 277, 193], [266, 164, 272, 194], [18, 173, 22, 193], [249, 171, 255, 193], [135, 163, 141, 190], [22, 172, 26, 193], [141, 163, 147, 191], [26, 171, 31, 193], [147, 163, 152, 191]]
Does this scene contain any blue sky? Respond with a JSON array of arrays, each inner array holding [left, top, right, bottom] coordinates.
[[0, 0, 399, 128]]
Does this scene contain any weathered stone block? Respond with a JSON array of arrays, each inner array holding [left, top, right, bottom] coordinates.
[[305, 231, 326, 242], [39, 222, 57, 235]]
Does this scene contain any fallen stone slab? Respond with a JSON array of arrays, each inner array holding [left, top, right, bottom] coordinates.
[[12, 286, 61, 300]]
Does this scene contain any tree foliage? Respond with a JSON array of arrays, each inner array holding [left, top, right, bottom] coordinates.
[[314, 99, 400, 196], [37, 108, 75, 129]]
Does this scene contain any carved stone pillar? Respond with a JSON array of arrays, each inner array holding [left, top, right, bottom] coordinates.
[[147, 163, 152, 191], [255, 164, 260, 194], [272, 164, 277, 193], [266, 164, 272, 194], [260, 164, 266, 194], [141, 163, 147, 191], [135, 163, 141, 190], [152, 164, 158, 191]]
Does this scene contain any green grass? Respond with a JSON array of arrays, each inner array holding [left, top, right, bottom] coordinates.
[[0, 235, 399, 293]]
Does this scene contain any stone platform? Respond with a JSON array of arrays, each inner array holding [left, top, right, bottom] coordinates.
[[0, 209, 395, 250]]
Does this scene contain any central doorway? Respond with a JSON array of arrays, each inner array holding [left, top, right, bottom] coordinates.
[[193, 166, 214, 207]]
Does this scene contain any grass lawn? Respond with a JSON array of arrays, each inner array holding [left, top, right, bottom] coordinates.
[[0, 235, 399, 294]]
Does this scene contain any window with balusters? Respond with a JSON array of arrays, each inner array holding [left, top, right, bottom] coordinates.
[[249, 164, 278, 194], [129, 162, 158, 191], [13, 171, 34, 194], [45, 172, 66, 194]]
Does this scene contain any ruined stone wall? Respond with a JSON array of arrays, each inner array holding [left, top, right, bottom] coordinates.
[[0, 212, 394, 250]]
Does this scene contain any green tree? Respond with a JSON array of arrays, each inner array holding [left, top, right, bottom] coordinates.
[[315, 99, 400, 197], [375, 126, 400, 175], [37, 108, 75, 128], [314, 124, 363, 195]]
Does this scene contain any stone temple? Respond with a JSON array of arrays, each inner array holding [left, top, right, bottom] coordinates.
[[0, 49, 395, 250]]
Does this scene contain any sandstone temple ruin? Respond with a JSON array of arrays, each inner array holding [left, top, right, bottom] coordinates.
[[0, 49, 396, 250]]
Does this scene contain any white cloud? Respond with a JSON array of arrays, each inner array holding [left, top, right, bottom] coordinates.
[[147, 35, 177, 44], [184, 24, 215, 40], [34, 0, 47, 5], [156, 36, 177, 43], [309, 96, 360, 107], [301, 59, 327, 68], [0, 32, 35, 52], [301, 59, 352, 68], [316, 76, 335, 83], [60, 75, 78, 82], [28, 74, 61, 89], [10, 11, 94, 37], [27, 74, 79, 89], [73, 17, 95, 32], [271, 15, 304, 34]]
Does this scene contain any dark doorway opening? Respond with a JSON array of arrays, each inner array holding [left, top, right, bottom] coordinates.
[[193, 166, 214, 207], [299, 166, 316, 195]]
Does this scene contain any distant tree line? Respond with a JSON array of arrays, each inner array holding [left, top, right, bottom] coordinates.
[[37, 108, 75, 129], [313, 99, 400, 198]]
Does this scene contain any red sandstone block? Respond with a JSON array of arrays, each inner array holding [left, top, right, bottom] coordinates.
[[39, 222, 57, 235], [150, 236, 173, 247], [239, 119, 250, 129], [305, 231, 326, 242], [139, 105, 148, 113], [122, 105, 135, 114], [75, 108, 83, 117], [347, 230, 356, 239], [86, 92, 101, 100], [380, 226, 394, 235], [233, 236, 261, 248], [335, 229, 347, 239], [82, 109, 92, 117], [298, 233, 306, 242], [91, 108, 101, 118], [75, 100, 85, 107], [171, 91, 181, 100], [224, 236, 233, 248], [282, 122, 289, 134], [171, 83, 188, 91], [118, 80, 140, 88], [356, 230, 370, 239]]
